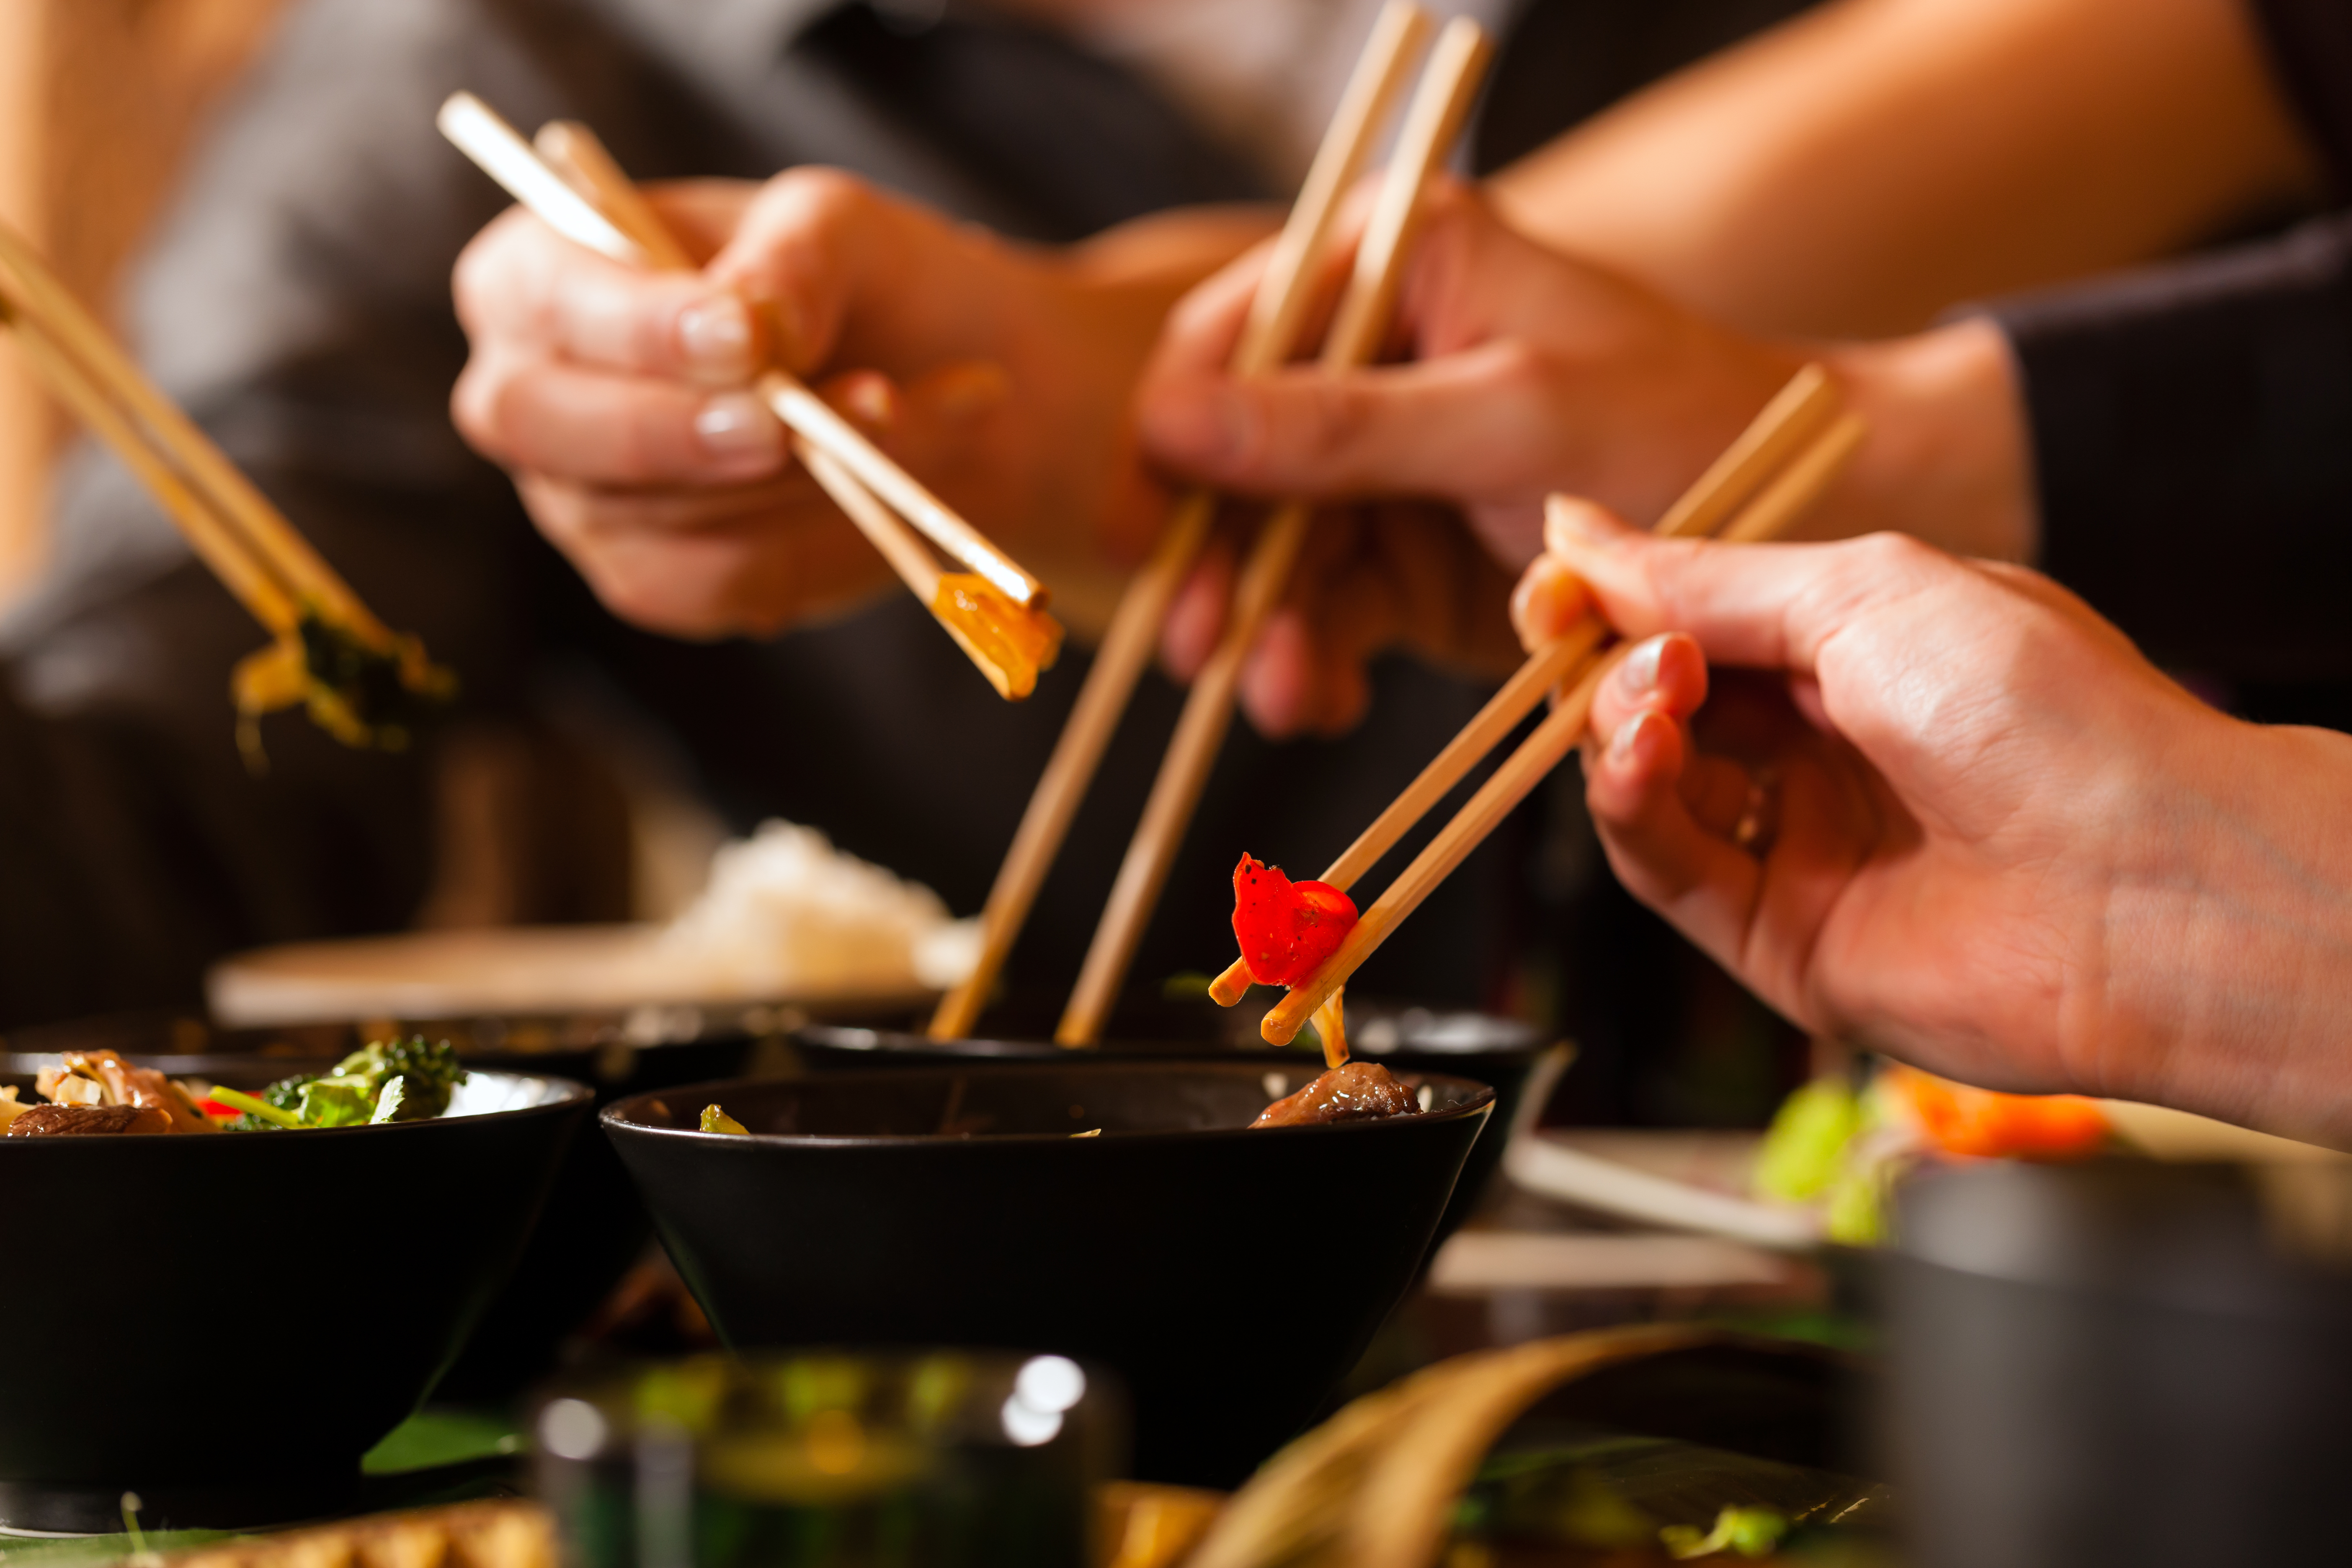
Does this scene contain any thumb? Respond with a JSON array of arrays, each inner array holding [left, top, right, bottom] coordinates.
[[1136, 341, 1568, 502], [1547, 500, 1961, 678]]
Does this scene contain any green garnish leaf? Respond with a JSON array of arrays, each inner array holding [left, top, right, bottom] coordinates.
[[370, 1075, 407, 1125], [701, 1104, 748, 1136]]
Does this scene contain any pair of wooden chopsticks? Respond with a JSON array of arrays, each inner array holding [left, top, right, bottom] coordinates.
[[924, 1, 1488, 1043], [436, 94, 1059, 699], [0, 219, 449, 757], [1225, 366, 1866, 1047]]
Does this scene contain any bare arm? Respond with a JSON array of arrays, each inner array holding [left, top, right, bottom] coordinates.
[[1492, 0, 2327, 335]]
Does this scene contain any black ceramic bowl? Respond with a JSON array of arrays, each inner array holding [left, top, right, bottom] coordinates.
[[3, 1008, 763, 1397], [604, 1063, 1494, 1487], [793, 995, 1555, 1241], [0, 1065, 590, 1532]]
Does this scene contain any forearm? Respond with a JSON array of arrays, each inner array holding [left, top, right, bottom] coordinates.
[[2104, 718, 2352, 1147], [1491, 0, 2323, 337], [1818, 317, 2039, 562]]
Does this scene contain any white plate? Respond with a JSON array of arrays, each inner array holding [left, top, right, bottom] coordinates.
[[207, 924, 934, 1026]]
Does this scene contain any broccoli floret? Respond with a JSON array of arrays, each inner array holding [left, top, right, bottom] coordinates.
[[325, 1036, 467, 1121]]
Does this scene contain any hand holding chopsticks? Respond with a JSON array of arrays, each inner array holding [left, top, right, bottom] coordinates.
[[927, 0, 1438, 1039], [1236, 367, 1867, 1045], [0, 219, 450, 762], [1053, 10, 1495, 1046], [437, 93, 1062, 699]]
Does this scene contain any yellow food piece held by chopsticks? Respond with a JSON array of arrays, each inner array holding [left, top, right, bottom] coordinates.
[[931, 573, 1065, 700]]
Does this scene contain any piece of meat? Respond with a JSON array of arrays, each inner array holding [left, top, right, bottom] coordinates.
[[5, 1102, 173, 1136], [1250, 1061, 1421, 1129], [35, 1050, 216, 1132], [95, 1054, 215, 1132]]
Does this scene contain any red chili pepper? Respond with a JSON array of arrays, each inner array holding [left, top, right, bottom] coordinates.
[[196, 1097, 244, 1120], [1232, 853, 1358, 988]]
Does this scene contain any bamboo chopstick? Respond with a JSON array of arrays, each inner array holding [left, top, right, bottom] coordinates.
[[1054, 16, 1493, 1047], [1200, 361, 1844, 1007], [511, 115, 1043, 695], [926, 0, 1435, 1039], [1256, 406, 1868, 1046], [438, 93, 1047, 611], [0, 219, 389, 646], [0, 296, 300, 634]]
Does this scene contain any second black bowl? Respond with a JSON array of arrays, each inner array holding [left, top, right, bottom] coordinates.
[[794, 995, 1557, 1241], [604, 1063, 1494, 1486]]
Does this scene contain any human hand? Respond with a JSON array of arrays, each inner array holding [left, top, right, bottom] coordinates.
[[1155, 500, 1524, 738], [1137, 182, 1813, 569], [1134, 184, 2039, 726], [452, 171, 1188, 638], [1519, 500, 2352, 1145]]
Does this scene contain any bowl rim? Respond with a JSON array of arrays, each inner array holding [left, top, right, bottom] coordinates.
[[601, 1062, 1497, 1149], [792, 1010, 1548, 1061], [0, 1066, 593, 1147]]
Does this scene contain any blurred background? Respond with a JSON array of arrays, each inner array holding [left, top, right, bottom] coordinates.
[[0, 0, 290, 600]]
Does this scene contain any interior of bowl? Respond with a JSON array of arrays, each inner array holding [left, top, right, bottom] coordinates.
[[617, 1063, 1492, 1141]]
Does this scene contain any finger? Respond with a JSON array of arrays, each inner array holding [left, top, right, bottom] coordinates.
[[1510, 556, 1591, 652], [1161, 536, 1237, 681], [1149, 242, 1274, 382], [1238, 512, 1386, 738], [453, 353, 786, 485], [1137, 338, 1570, 501], [1584, 633, 1709, 740], [1545, 507, 1969, 676], [520, 474, 889, 638], [702, 169, 976, 377], [1237, 607, 1350, 740], [1583, 707, 1767, 967], [453, 206, 766, 387]]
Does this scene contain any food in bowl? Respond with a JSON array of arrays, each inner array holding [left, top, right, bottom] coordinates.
[[3, 1038, 469, 1136], [1251, 1059, 1421, 1127]]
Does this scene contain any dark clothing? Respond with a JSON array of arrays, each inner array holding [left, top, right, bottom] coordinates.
[[1998, 214, 2352, 683], [5, 0, 1831, 1027], [1989, 0, 2352, 685]]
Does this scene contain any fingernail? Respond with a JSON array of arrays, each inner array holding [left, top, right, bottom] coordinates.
[[678, 296, 754, 383], [694, 392, 782, 461], [1619, 635, 1666, 696], [1609, 709, 1658, 763]]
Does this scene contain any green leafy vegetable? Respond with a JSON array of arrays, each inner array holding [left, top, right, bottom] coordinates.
[[223, 1037, 465, 1132]]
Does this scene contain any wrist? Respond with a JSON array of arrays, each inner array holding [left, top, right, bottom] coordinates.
[[1823, 318, 2038, 562]]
